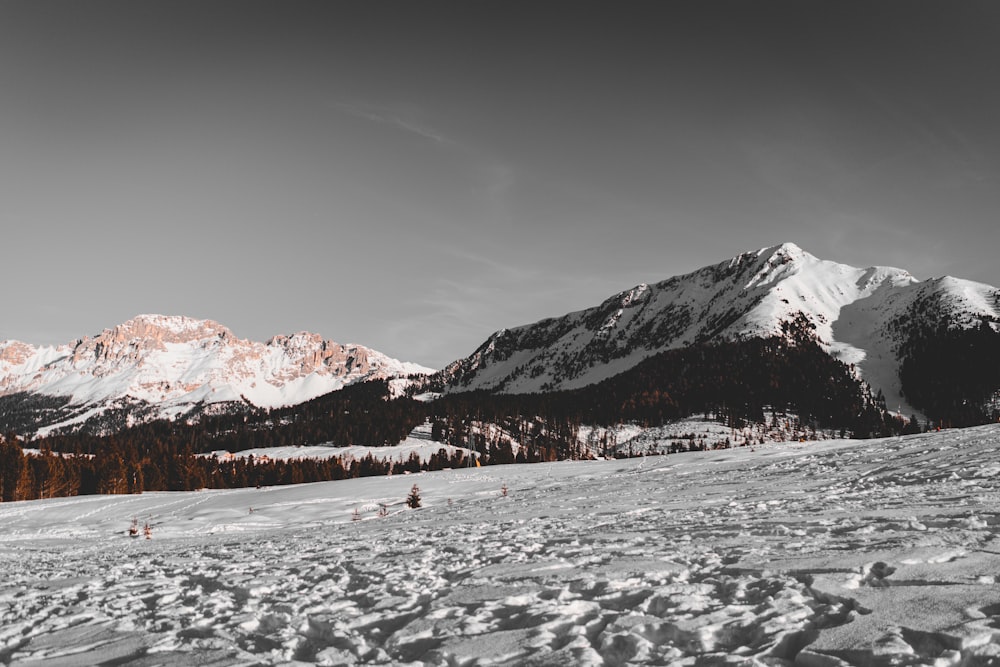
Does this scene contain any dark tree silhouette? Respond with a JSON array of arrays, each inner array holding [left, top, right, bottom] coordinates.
[[406, 484, 422, 509]]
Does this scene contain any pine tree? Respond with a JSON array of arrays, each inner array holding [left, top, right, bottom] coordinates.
[[0, 440, 27, 502], [406, 483, 421, 509], [14, 458, 35, 501]]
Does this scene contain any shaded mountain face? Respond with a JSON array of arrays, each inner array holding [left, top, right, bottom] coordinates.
[[0, 314, 432, 435], [439, 243, 1000, 419]]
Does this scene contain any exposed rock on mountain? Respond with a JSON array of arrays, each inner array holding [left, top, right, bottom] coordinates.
[[0, 314, 431, 435]]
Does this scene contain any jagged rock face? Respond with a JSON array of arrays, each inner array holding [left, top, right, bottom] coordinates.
[[0, 315, 432, 434], [266, 333, 385, 383], [75, 316, 234, 362], [69, 316, 237, 371], [0, 342, 40, 395], [0, 341, 35, 367], [439, 243, 1000, 419]]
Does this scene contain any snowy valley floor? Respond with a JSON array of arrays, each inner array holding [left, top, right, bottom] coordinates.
[[4, 427, 1000, 665]]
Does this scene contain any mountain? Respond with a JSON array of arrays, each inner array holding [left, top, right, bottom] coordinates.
[[4, 244, 997, 442], [0, 314, 432, 435], [439, 242, 1000, 420]]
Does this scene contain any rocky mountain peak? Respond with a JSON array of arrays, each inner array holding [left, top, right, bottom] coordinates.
[[111, 315, 235, 344], [71, 315, 237, 365], [437, 243, 999, 421], [0, 341, 36, 367], [0, 315, 432, 435], [268, 331, 326, 350]]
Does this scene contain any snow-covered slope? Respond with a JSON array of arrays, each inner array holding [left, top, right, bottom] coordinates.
[[4, 425, 1000, 664], [440, 242, 1000, 417], [209, 423, 479, 465], [0, 314, 432, 432]]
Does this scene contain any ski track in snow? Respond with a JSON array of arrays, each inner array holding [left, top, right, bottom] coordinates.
[[4, 427, 1000, 665]]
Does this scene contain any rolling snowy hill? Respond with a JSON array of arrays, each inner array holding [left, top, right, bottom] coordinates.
[[0, 314, 432, 435], [4, 425, 1000, 665], [440, 242, 1000, 419]]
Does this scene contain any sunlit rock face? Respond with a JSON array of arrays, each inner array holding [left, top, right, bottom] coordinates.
[[0, 314, 432, 434]]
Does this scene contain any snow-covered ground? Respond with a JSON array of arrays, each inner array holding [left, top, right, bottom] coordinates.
[[209, 416, 824, 469], [4, 425, 1000, 665], [583, 413, 835, 456], [209, 424, 478, 465]]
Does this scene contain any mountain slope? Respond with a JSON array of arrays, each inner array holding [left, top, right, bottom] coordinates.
[[439, 243, 1000, 419], [0, 314, 432, 434]]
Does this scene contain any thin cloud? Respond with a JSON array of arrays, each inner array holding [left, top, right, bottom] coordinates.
[[331, 101, 453, 145]]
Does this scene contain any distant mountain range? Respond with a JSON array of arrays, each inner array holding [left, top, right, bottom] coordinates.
[[2, 243, 998, 438], [0, 314, 431, 436]]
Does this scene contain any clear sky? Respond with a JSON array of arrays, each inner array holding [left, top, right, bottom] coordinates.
[[2, 1, 999, 368]]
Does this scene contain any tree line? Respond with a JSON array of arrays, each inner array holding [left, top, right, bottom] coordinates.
[[0, 435, 475, 503], [899, 319, 1000, 427]]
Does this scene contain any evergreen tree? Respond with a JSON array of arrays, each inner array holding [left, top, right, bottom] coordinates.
[[406, 483, 422, 509], [0, 439, 26, 502]]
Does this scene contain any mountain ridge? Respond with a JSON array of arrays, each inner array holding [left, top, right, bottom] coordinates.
[[437, 242, 1000, 420], [0, 314, 432, 435], [3, 243, 998, 438]]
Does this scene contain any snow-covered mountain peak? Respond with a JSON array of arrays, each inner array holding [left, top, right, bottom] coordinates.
[[737, 249, 917, 336], [80, 315, 237, 359], [268, 331, 325, 349], [121, 314, 232, 337], [753, 241, 812, 266], [440, 243, 998, 420], [743, 245, 807, 290], [930, 276, 1000, 323], [0, 316, 433, 435]]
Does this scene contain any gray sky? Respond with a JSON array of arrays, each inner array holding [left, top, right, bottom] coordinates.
[[2, 1, 1000, 368]]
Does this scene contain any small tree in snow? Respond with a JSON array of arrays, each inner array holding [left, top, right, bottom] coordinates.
[[406, 484, 422, 509], [351, 507, 361, 522]]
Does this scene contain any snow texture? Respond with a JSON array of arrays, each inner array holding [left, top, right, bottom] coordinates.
[[4, 425, 1000, 664]]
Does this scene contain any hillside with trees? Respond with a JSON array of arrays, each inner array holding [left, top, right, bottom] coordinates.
[[899, 320, 1000, 428], [0, 330, 925, 502]]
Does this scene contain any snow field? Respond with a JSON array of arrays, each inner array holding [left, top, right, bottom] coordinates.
[[209, 435, 478, 467], [3, 426, 1000, 664]]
